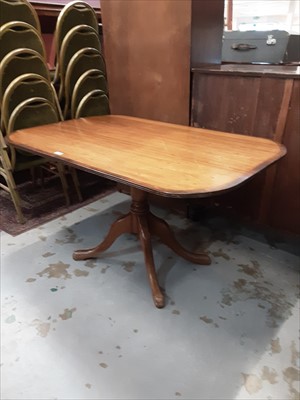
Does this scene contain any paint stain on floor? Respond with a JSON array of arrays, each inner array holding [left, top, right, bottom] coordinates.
[[55, 227, 79, 244], [271, 338, 282, 354], [84, 260, 97, 269], [26, 278, 36, 283], [42, 252, 55, 258], [238, 260, 262, 278], [31, 320, 51, 338], [37, 261, 71, 279], [261, 366, 278, 384], [122, 261, 135, 272], [59, 308, 77, 320], [290, 340, 300, 367], [283, 367, 300, 400], [212, 249, 231, 260], [73, 269, 89, 277], [199, 315, 219, 328], [242, 373, 263, 395]]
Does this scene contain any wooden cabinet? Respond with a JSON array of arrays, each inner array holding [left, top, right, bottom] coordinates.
[[191, 65, 300, 234]]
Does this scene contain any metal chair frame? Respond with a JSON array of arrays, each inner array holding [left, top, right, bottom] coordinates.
[[1, 73, 63, 133], [62, 47, 106, 118], [57, 24, 101, 86], [1, 97, 82, 222], [0, 48, 50, 106], [71, 69, 108, 118], [75, 89, 110, 118], [53, 0, 99, 83], [0, 0, 41, 32], [0, 21, 46, 62]]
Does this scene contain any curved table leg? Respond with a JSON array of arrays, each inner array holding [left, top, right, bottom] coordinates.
[[72, 188, 210, 307], [148, 212, 211, 265], [137, 214, 165, 308], [73, 213, 132, 260]]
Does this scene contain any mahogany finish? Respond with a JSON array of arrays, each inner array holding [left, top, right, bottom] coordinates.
[[8, 115, 286, 307], [73, 187, 211, 308], [8, 115, 285, 196]]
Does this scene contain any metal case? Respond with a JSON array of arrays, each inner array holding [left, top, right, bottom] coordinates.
[[222, 30, 290, 64]]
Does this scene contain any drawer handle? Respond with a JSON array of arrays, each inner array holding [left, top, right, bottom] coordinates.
[[231, 43, 257, 51]]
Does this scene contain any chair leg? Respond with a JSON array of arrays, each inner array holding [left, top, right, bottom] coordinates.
[[1, 170, 25, 223], [30, 166, 37, 186], [69, 167, 83, 202], [55, 162, 71, 206]]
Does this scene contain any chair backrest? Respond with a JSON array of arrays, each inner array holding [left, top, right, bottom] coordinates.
[[63, 47, 106, 116], [0, 21, 46, 62], [1, 73, 62, 132], [71, 68, 108, 118], [54, 1, 98, 55], [75, 89, 110, 119], [0, 48, 50, 105], [7, 97, 60, 134], [0, 0, 41, 32], [59, 24, 101, 82]]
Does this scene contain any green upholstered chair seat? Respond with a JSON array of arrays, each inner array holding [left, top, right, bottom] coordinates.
[[13, 152, 46, 171]]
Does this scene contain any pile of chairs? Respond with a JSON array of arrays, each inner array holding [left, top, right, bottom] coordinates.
[[0, 0, 109, 223], [52, 0, 109, 119]]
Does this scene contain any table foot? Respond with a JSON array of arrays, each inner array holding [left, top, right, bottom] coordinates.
[[72, 188, 210, 307], [73, 212, 132, 260], [137, 214, 165, 308], [148, 212, 211, 265]]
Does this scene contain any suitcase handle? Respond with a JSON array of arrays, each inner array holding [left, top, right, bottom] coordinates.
[[231, 43, 257, 51]]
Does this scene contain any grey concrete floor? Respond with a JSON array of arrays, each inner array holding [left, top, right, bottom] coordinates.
[[1, 191, 299, 400]]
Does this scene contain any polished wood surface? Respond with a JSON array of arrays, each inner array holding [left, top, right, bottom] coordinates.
[[8, 115, 285, 197], [8, 115, 286, 307]]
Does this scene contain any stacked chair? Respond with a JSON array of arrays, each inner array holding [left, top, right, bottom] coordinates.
[[0, 0, 82, 223], [0, 0, 41, 30], [53, 0, 109, 119]]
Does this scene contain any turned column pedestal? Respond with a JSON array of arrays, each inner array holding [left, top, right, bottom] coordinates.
[[73, 188, 211, 307]]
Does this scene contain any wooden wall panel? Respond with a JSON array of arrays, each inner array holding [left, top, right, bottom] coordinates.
[[192, 75, 261, 134], [191, 0, 224, 65], [252, 78, 287, 139], [101, 0, 191, 125], [191, 72, 300, 234], [270, 80, 300, 232]]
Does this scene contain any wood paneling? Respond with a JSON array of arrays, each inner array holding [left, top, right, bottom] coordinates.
[[191, 71, 300, 234], [270, 80, 300, 233], [100, 0, 191, 125], [191, 0, 224, 65]]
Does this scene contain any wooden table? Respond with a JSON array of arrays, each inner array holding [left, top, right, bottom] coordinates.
[[8, 115, 286, 307]]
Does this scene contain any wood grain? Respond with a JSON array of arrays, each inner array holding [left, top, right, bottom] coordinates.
[[8, 115, 285, 197], [191, 70, 299, 234], [100, 0, 191, 125]]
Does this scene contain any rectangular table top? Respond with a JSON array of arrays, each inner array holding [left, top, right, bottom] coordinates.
[[8, 115, 286, 197]]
